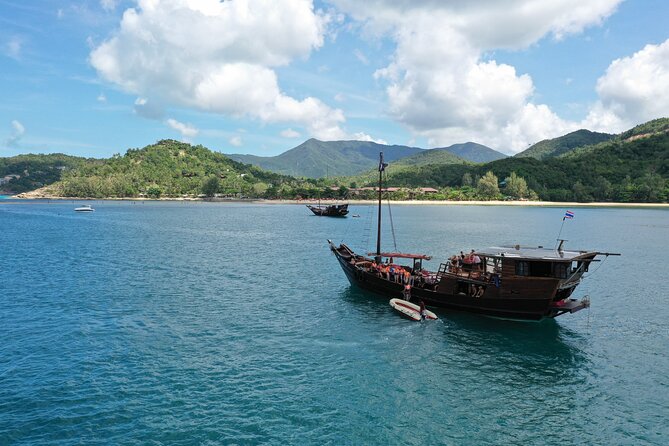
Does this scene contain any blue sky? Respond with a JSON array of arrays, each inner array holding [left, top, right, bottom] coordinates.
[[1, 0, 668, 158]]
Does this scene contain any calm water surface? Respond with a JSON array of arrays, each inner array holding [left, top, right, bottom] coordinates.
[[1, 201, 667, 445]]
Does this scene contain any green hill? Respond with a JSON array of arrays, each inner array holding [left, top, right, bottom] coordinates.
[[0, 153, 90, 194], [514, 129, 614, 160], [43, 140, 304, 198], [5, 118, 668, 202], [437, 142, 507, 162], [379, 119, 669, 202], [337, 147, 470, 188], [228, 139, 504, 178], [228, 139, 423, 178], [389, 148, 468, 169], [618, 117, 669, 140]]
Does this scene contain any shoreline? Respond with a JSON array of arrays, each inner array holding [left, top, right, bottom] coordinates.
[[3, 195, 669, 208]]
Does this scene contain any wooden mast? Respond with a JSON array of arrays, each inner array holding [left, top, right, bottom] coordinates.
[[375, 152, 386, 263]]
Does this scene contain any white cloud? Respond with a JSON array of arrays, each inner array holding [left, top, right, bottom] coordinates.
[[166, 118, 199, 140], [333, 1, 621, 49], [280, 128, 301, 138], [90, 0, 346, 140], [6, 120, 26, 147], [4, 36, 22, 60], [331, 0, 623, 152], [353, 48, 369, 65], [134, 97, 164, 120], [100, 0, 118, 11], [97, 93, 107, 102], [584, 39, 669, 132], [352, 132, 387, 145], [229, 135, 243, 147]]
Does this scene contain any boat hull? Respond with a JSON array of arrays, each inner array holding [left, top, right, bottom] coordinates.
[[307, 204, 349, 217], [331, 244, 578, 321]]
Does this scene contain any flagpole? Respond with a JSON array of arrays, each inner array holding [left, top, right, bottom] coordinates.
[[555, 210, 574, 249], [555, 217, 566, 250]]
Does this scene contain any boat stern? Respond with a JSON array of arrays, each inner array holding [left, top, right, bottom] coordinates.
[[548, 295, 590, 318]]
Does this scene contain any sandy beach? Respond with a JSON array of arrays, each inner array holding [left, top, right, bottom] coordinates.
[[277, 199, 669, 208], [4, 193, 668, 208]]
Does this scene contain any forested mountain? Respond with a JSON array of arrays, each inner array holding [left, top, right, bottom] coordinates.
[[436, 142, 507, 162], [337, 148, 469, 188], [228, 139, 423, 178], [388, 149, 468, 169], [4, 119, 668, 203], [228, 139, 505, 178], [376, 118, 669, 202], [37, 140, 311, 199], [514, 129, 614, 160], [0, 153, 90, 194]]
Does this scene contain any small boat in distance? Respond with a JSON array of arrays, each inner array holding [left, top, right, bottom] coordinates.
[[307, 203, 349, 217], [74, 204, 95, 212]]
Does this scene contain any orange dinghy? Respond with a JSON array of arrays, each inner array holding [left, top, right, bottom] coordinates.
[[389, 298, 438, 321]]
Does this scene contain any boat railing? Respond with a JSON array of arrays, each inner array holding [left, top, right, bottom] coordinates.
[[437, 262, 493, 283]]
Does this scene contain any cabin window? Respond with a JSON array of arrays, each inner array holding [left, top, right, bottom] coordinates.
[[553, 263, 569, 279], [515, 261, 529, 276], [516, 261, 552, 277], [529, 262, 552, 277], [455, 281, 470, 295]]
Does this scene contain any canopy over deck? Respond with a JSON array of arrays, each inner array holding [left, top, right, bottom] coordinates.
[[367, 252, 432, 260], [474, 245, 616, 261]]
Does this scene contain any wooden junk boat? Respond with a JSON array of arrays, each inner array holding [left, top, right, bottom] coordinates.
[[307, 202, 349, 217], [328, 152, 619, 321]]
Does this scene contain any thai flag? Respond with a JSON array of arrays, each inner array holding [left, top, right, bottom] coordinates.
[[564, 210, 574, 220]]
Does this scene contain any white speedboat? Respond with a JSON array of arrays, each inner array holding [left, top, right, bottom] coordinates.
[[74, 204, 95, 212]]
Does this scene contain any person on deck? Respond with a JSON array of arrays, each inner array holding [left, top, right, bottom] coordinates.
[[472, 250, 482, 271], [462, 252, 473, 271], [450, 255, 459, 273], [403, 284, 412, 301]]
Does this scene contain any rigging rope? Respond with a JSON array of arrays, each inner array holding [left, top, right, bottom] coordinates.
[[363, 203, 374, 253], [384, 171, 398, 252], [386, 199, 398, 252], [581, 255, 609, 280]]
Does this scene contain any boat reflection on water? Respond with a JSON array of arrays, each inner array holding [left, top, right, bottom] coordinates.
[[442, 313, 587, 367], [337, 287, 390, 320], [338, 286, 587, 376]]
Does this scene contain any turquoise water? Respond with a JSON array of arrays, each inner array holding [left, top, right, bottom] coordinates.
[[1, 201, 667, 445]]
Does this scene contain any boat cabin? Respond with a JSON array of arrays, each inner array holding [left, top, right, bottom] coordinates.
[[430, 244, 603, 301], [474, 245, 598, 281]]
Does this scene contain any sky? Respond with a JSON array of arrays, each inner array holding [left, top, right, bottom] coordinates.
[[1, 0, 668, 158]]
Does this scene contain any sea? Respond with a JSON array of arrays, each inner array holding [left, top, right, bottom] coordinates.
[[1, 200, 667, 445]]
